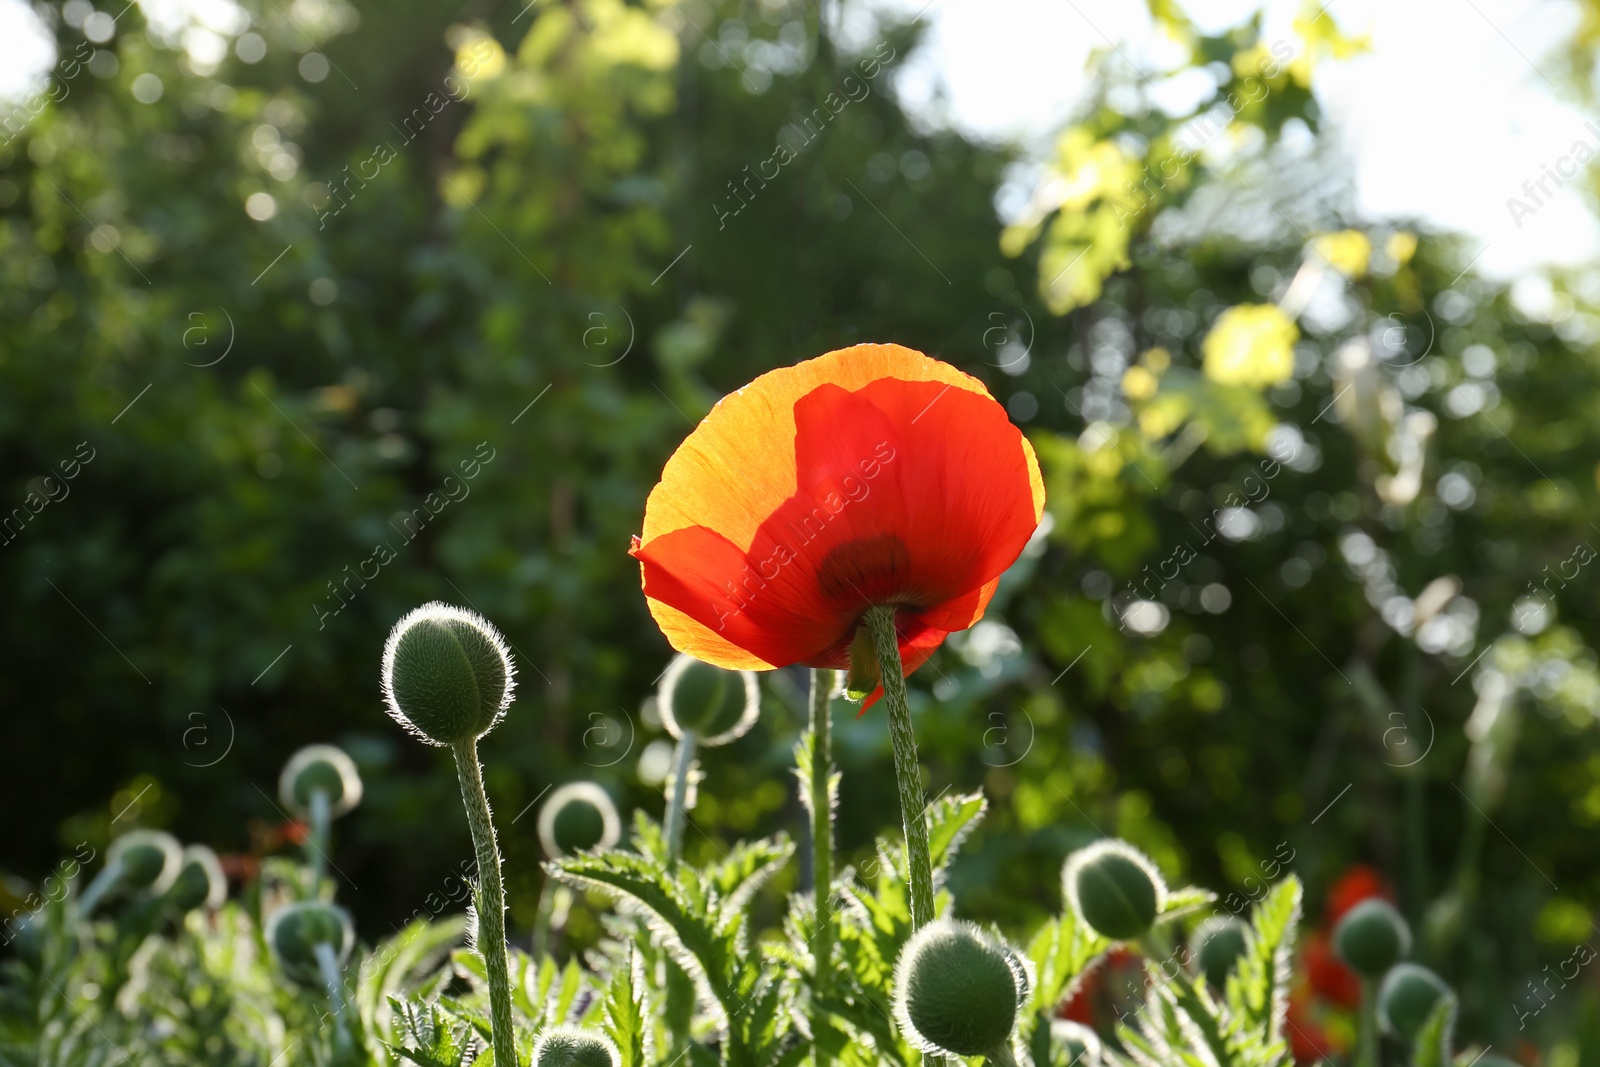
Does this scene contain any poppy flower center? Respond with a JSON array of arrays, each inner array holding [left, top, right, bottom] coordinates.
[[816, 533, 915, 607]]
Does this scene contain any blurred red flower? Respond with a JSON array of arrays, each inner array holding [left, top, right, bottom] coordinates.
[[1325, 863, 1392, 924], [1302, 929, 1362, 1008]]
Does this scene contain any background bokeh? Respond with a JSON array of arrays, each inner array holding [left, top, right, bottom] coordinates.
[[5, 0, 1600, 1059]]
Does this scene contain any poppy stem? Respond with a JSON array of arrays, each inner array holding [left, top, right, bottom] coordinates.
[[665, 731, 698, 860], [450, 737, 518, 1067], [864, 605, 935, 929], [808, 668, 835, 1067], [307, 788, 330, 893]]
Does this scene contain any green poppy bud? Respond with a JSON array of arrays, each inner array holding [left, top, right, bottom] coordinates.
[[267, 901, 354, 986], [1377, 963, 1452, 1040], [1063, 840, 1166, 941], [1191, 915, 1250, 989], [659, 654, 759, 746], [533, 1027, 620, 1067], [381, 603, 516, 747], [166, 845, 227, 912], [278, 744, 364, 820], [1334, 898, 1411, 980], [892, 919, 1029, 1059], [1049, 1020, 1102, 1067], [108, 830, 183, 893], [538, 782, 622, 858]]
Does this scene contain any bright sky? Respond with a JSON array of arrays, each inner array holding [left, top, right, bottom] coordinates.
[[3, 0, 1595, 276], [873, 0, 1599, 277]]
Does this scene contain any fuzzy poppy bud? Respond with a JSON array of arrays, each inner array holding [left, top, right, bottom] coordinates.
[[278, 744, 364, 820], [381, 603, 516, 747], [1063, 840, 1166, 941], [538, 782, 622, 858], [1191, 915, 1250, 989], [1377, 962, 1451, 1039], [892, 919, 1028, 1059], [166, 845, 227, 913], [1049, 1020, 1102, 1067], [659, 654, 760, 746], [109, 830, 183, 893], [533, 1027, 620, 1067], [267, 901, 354, 986], [1333, 898, 1411, 980]]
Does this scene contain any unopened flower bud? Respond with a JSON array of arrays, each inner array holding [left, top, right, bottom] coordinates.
[[892, 919, 1028, 1059], [382, 603, 516, 747], [1063, 840, 1165, 941], [1377, 962, 1451, 1040], [1049, 1020, 1102, 1067], [278, 744, 364, 819], [166, 845, 227, 912], [108, 830, 183, 893], [538, 782, 622, 858], [533, 1027, 620, 1067], [1191, 915, 1250, 989], [1333, 898, 1411, 980], [267, 901, 354, 986], [659, 654, 759, 746]]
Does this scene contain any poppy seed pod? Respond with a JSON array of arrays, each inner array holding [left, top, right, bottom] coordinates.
[[1191, 915, 1250, 989], [537, 782, 622, 859], [1333, 898, 1411, 979], [892, 919, 1028, 1059], [267, 901, 354, 986], [1377, 962, 1452, 1039], [381, 603, 516, 747], [1063, 840, 1166, 941], [658, 654, 760, 746], [533, 1027, 620, 1067], [278, 744, 364, 820], [108, 830, 183, 893], [1049, 1020, 1103, 1067], [166, 845, 227, 912]]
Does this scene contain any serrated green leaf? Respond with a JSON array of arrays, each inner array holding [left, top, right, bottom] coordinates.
[[1412, 995, 1458, 1067]]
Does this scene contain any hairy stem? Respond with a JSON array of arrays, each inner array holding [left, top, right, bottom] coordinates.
[[864, 605, 935, 928], [452, 738, 517, 1067], [665, 731, 698, 861], [809, 668, 835, 1067]]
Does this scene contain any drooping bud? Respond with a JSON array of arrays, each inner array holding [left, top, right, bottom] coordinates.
[[108, 830, 183, 893], [1063, 840, 1166, 941], [1049, 1020, 1103, 1067], [658, 654, 760, 746], [533, 1027, 620, 1067], [1377, 962, 1451, 1040], [1333, 898, 1411, 980], [381, 603, 516, 747], [892, 919, 1029, 1059], [1191, 915, 1250, 989], [537, 782, 622, 859], [278, 744, 364, 820], [166, 845, 227, 912], [267, 901, 354, 986]]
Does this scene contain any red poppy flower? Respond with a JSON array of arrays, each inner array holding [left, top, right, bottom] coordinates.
[[1301, 930, 1362, 1008], [1286, 991, 1340, 1063], [630, 343, 1044, 705], [1325, 864, 1392, 924]]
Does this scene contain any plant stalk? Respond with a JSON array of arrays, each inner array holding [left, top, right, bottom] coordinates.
[[809, 667, 835, 1067], [1356, 978, 1378, 1067], [864, 605, 935, 928], [308, 788, 330, 893], [314, 940, 350, 1052], [451, 737, 518, 1067], [665, 731, 698, 861]]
